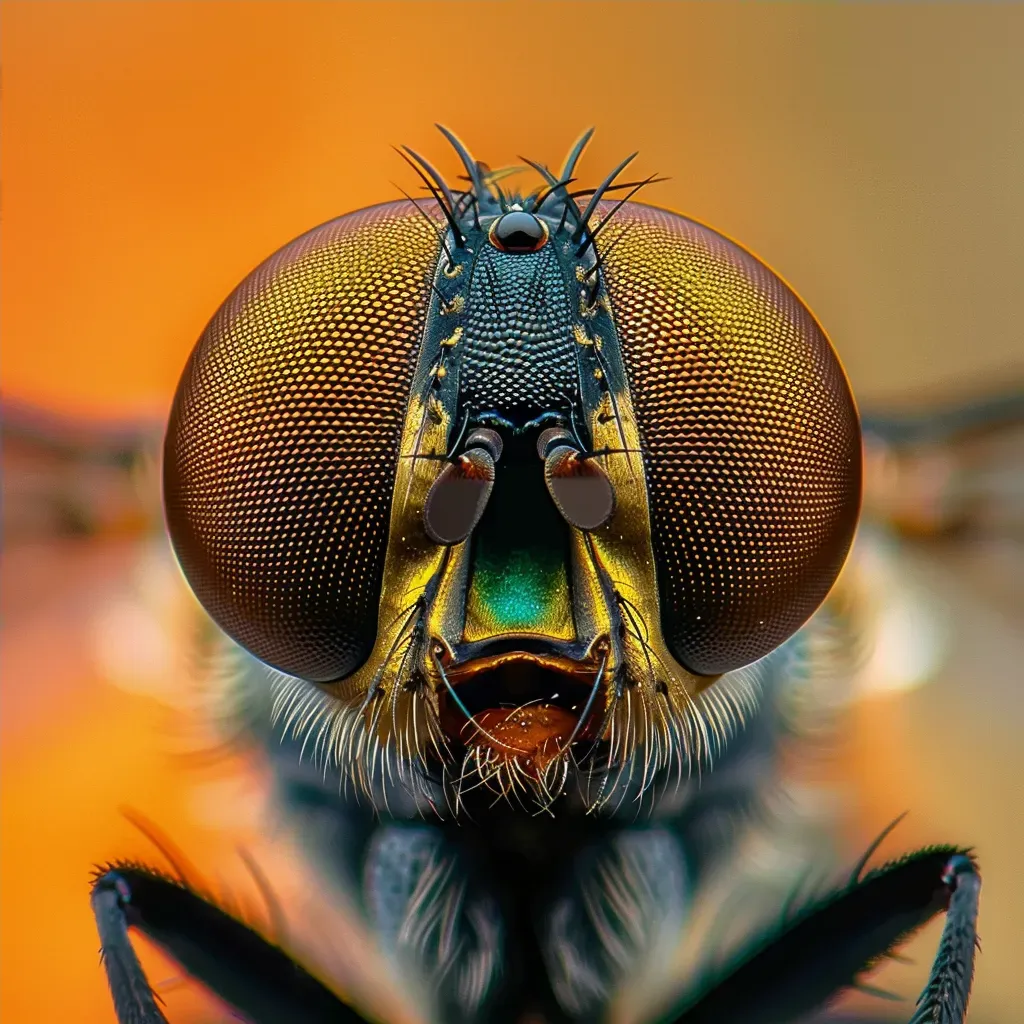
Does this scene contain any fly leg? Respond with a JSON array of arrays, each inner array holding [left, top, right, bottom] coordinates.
[[907, 854, 980, 1024], [664, 846, 979, 1024], [91, 864, 377, 1024]]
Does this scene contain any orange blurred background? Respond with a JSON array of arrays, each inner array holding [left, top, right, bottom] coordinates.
[[2, 3, 1022, 1022]]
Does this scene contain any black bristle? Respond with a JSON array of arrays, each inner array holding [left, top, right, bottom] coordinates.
[[577, 173, 663, 258], [567, 176, 670, 201], [529, 174, 577, 213], [392, 182, 456, 267], [583, 225, 634, 282], [572, 152, 638, 244], [435, 124, 486, 202], [558, 126, 596, 181], [394, 147, 466, 248], [401, 145, 459, 221]]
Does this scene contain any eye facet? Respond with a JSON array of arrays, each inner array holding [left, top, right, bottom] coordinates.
[[488, 211, 549, 253]]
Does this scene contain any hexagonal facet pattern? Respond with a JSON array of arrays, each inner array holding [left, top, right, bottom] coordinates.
[[600, 202, 861, 675], [164, 201, 440, 682]]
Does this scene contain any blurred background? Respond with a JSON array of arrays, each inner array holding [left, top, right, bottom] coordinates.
[[2, 3, 1022, 1022]]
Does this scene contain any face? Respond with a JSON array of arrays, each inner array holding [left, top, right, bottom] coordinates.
[[163, 129, 861, 810]]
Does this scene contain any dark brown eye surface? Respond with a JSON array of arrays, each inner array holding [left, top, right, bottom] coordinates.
[[600, 203, 861, 676], [164, 201, 440, 683], [489, 211, 549, 253]]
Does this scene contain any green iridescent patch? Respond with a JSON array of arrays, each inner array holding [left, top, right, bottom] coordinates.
[[466, 545, 572, 638], [462, 443, 574, 641]]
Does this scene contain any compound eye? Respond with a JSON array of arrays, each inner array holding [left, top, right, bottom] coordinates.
[[598, 205, 862, 677], [489, 211, 549, 253], [163, 200, 442, 684]]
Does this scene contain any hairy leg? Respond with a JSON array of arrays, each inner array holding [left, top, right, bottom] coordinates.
[[91, 864, 375, 1024], [664, 847, 979, 1024]]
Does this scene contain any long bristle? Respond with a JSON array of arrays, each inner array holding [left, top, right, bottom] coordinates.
[[559, 126, 596, 181], [572, 151, 638, 244], [394, 146, 465, 247], [435, 124, 485, 199]]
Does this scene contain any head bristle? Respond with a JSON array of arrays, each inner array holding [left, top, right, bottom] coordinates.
[[435, 124, 486, 199], [573, 151, 639, 244], [559, 126, 595, 181], [393, 129, 661, 254]]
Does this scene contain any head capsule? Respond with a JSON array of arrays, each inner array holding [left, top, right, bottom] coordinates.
[[164, 126, 861, 809]]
